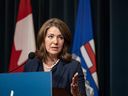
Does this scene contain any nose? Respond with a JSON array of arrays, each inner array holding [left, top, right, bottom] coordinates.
[[53, 37, 58, 44]]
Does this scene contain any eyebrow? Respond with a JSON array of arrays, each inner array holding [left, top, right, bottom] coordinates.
[[47, 33, 63, 36]]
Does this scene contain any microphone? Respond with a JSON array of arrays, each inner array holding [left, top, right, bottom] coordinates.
[[9, 52, 36, 72], [28, 52, 35, 59]]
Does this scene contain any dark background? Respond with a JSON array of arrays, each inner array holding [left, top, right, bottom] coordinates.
[[110, 0, 128, 96], [0, 0, 128, 96]]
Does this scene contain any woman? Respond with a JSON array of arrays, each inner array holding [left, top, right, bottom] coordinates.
[[24, 18, 86, 96]]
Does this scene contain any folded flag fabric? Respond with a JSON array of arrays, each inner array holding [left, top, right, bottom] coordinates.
[[9, 0, 36, 72], [72, 0, 99, 95]]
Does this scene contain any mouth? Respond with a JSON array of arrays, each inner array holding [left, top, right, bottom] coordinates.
[[51, 47, 59, 51]]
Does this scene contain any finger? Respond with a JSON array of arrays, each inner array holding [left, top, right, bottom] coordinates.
[[72, 72, 78, 84], [74, 72, 78, 77]]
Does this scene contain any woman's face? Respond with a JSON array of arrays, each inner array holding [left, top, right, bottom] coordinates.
[[45, 26, 64, 56]]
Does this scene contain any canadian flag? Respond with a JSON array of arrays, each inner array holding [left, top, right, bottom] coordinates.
[[9, 0, 36, 72]]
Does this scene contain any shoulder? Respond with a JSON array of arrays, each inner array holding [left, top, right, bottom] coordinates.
[[62, 59, 81, 69], [70, 59, 80, 64], [69, 59, 80, 65], [24, 57, 42, 72], [27, 57, 40, 63], [25, 57, 41, 67]]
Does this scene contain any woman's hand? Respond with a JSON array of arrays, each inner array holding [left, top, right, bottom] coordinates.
[[71, 72, 80, 96]]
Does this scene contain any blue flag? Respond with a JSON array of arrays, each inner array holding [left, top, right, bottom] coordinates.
[[72, 0, 99, 95]]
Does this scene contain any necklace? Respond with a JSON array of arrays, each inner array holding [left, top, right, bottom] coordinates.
[[43, 59, 60, 71]]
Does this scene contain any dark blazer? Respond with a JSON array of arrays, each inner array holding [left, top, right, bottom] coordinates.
[[24, 57, 86, 96]]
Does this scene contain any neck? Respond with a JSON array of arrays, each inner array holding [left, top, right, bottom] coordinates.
[[44, 56, 58, 66]]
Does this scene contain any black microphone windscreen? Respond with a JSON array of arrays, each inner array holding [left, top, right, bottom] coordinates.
[[28, 52, 35, 59]]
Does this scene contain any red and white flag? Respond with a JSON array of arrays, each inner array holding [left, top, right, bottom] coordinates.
[[9, 0, 36, 72]]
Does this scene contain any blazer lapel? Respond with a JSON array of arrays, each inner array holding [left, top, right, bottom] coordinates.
[[51, 59, 66, 87]]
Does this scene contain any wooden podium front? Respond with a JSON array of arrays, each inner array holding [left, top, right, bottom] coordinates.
[[53, 88, 69, 96]]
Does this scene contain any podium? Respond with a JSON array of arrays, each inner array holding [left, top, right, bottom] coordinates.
[[0, 72, 70, 96], [53, 88, 69, 96], [0, 72, 52, 96]]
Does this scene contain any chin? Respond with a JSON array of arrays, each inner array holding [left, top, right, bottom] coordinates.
[[50, 51, 60, 55]]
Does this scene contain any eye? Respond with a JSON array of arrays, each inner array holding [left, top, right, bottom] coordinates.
[[58, 35, 64, 40], [58, 36, 64, 40], [47, 34, 54, 39]]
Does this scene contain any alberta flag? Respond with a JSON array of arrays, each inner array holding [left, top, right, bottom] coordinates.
[[72, 0, 99, 96], [9, 0, 36, 72]]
